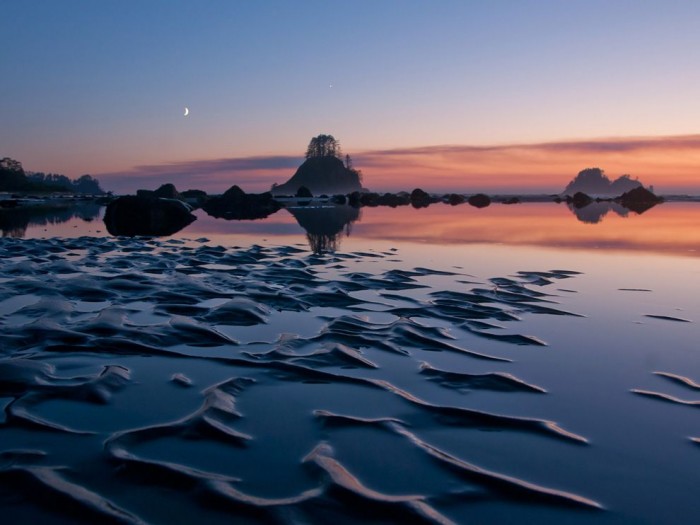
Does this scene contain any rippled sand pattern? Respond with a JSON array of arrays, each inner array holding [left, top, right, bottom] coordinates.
[[0, 238, 602, 524]]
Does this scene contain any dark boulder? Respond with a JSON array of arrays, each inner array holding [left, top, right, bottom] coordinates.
[[331, 194, 347, 205], [360, 192, 380, 207], [348, 191, 362, 207], [377, 193, 410, 207], [617, 187, 663, 214], [569, 192, 593, 209], [202, 185, 281, 220], [136, 183, 181, 200], [104, 196, 196, 236], [410, 188, 431, 208], [180, 189, 208, 208], [446, 193, 465, 205], [296, 186, 313, 198], [153, 183, 181, 199], [467, 193, 491, 208]]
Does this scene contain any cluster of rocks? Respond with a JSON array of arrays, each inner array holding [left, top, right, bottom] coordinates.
[[202, 185, 281, 220], [103, 163, 665, 237], [339, 189, 495, 209], [558, 167, 663, 215], [560, 186, 663, 215]]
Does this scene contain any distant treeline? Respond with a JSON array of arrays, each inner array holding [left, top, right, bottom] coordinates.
[[0, 157, 106, 194]]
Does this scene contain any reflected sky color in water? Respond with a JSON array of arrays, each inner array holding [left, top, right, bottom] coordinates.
[[2, 201, 699, 523], [185, 202, 700, 258], [8, 202, 700, 258]]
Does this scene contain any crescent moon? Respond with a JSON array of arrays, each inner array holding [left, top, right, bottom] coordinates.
[[184, 107, 189, 116]]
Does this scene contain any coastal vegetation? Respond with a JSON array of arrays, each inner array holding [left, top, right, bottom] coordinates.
[[271, 134, 363, 196], [0, 157, 106, 194]]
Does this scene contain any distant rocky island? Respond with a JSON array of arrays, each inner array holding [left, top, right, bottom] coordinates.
[[0, 134, 655, 237], [559, 167, 663, 219], [102, 143, 671, 236], [561, 167, 649, 197]]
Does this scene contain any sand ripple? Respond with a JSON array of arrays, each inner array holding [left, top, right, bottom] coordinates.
[[0, 237, 599, 523]]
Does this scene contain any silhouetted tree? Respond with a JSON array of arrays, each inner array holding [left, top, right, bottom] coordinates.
[[73, 174, 104, 194], [0, 157, 28, 190], [305, 134, 342, 159]]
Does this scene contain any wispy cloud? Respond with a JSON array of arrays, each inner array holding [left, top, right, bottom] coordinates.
[[98, 155, 302, 193], [98, 134, 700, 194], [352, 134, 700, 192], [354, 134, 700, 163]]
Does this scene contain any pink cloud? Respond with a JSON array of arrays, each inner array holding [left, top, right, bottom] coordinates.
[[96, 134, 700, 195]]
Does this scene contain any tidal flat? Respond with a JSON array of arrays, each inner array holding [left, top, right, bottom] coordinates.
[[0, 203, 699, 524]]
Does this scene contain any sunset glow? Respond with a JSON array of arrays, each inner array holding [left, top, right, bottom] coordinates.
[[2, 2, 699, 195]]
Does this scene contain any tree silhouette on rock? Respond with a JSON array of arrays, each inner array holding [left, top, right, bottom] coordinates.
[[272, 134, 362, 196], [305, 134, 342, 159]]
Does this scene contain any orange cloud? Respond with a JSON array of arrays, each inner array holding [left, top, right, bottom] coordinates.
[[354, 135, 700, 194], [97, 134, 700, 195]]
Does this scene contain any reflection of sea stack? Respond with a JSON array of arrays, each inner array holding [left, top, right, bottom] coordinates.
[[567, 200, 629, 224], [271, 134, 363, 196], [286, 204, 360, 253]]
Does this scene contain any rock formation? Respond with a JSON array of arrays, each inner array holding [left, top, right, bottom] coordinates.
[[562, 168, 643, 197], [103, 196, 196, 236], [410, 188, 432, 208], [468, 193, 491, 208], [271, 156, 362, 197], [202, 185, 281, 220], [617, 186, 663, 214]]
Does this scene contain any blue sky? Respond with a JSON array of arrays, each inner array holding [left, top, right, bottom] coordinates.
[[2, 1, 699, 192]]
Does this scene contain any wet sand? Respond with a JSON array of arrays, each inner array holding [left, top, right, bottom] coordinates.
[[0, 236, 698, 524]]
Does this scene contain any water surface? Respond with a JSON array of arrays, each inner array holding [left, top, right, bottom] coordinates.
[[0, 201, 698, 524]]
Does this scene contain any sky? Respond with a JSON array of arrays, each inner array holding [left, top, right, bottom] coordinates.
[[2, 1, 700, 194]]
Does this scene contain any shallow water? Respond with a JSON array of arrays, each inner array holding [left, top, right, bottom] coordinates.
[[0, 203, 699, 524]]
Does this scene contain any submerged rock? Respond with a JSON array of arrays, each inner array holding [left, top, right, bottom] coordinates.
[[410, 188, 432, 208], [446, 193, 466, 205], [103, 196, 196, 236], [468, 193, 491, 208]]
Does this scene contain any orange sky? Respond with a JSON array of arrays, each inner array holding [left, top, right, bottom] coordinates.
[[352, 135, 700, 194], [98, 134, 700, 195]]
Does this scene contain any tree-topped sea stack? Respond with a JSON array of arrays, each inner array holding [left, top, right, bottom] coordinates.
[[271, 135, 363, 197]]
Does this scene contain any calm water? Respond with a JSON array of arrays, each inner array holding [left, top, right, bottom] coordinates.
[[0, 201, 698, 524]]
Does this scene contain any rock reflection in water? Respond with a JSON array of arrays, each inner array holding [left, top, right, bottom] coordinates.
[[0, 201, 102, 238], [566, 201, 630, 224], [286, 204, 360, 253]]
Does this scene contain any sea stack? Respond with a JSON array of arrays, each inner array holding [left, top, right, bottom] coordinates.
[[271, 134, 363, 196]]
